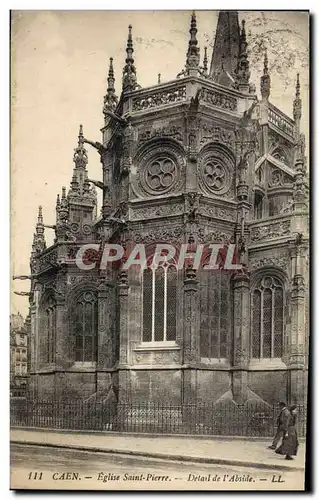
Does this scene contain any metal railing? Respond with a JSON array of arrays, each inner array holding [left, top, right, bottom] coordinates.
[[10, 399, 307, 437]]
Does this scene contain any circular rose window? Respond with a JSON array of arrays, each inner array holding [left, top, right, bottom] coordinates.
[[204, 160, 226, 190], [144, 157, 177, 193], [200, 154, 231, 195]]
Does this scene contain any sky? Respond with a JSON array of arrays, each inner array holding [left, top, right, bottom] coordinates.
[[11, 10, 309, 317]]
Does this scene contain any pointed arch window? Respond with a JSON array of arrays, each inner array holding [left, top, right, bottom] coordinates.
[[72, 291, 98, 362], [142, 264, 177, 343], [251, 276, 284, 359], [199, 269, 231, 359]]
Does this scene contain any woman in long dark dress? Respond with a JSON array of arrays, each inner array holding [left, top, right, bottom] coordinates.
[[275, 405, 299, 460]]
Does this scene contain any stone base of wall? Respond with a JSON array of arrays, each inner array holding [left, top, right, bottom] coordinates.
[[29, 367, 308, 405]]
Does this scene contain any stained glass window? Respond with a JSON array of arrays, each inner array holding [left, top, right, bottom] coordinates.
[[251, 276, 284, 359], [142, 265, 177, 342], [72, 291, 98, 362], [199, 269, 231, 359]]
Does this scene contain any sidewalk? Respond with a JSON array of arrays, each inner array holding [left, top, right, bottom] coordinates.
[[11, 428, 305, 472]]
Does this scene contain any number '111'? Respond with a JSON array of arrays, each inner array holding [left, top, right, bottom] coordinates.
[[28, 472, 43, 480]]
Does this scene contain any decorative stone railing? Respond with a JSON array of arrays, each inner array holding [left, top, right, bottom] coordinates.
[[130, 76, 240, 115], [250, 216, 291, 243], [268, 104, 294, 138], [199, 85, 238, 112], [132, 84, 186, 112], [37, 247, 58, 273]]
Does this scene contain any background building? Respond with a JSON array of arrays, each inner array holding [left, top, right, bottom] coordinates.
[[25, 11, 308, 407], [10, 313, 29, 396]]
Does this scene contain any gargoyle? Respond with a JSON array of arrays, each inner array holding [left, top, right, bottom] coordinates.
[[87, 179, 104, 190]]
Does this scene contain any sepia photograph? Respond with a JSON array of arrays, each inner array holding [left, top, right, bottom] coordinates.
[[10, 9, 310, 491]]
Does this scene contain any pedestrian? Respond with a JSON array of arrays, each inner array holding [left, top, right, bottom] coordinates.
[[275, 405, 299, 460], [268, 401, 290, 450]]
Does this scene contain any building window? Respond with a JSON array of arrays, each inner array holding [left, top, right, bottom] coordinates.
[[254, 192, 263, 219], [251, 276, 284, 359], [200, 269, 231, 359], [72, 291, 98, 362], [45, 296, 56, 363], [142, 265, 177, 343]]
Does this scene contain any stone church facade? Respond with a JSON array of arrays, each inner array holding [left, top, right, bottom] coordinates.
[[27, 11, 309, 407]]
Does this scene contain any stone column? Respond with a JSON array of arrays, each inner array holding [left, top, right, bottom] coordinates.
[[54, 295, 69, 369], [97, 275, 115, 395], [288, 243, 307, 405], [118, 270, 130, 402], [29, 282, 41, 397], [182, 267, 199, 404], [232, 272, 250, 404]]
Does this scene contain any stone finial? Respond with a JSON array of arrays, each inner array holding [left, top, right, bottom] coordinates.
[[186, 11, 200, 73], [235, 19, 250, 91], [37, 205, 43, 225], [73, 124, 88, 169], [123, 25, 137, 91], [32, 205, 46, 254], [103, 57, 118, 116], [260, 49, 270, 100], [158, 73, 161, 84]]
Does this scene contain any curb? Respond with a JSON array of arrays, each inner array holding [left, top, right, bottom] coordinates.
[[10, 440, 305, 472], [9, 427, 306, 442]]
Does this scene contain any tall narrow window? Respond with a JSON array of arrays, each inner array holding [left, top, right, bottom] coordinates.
[[251, 276, 284, 359], [142, 265, 177, 342], [73, 291, 98, 362], [254, 192, 263, 219], [199, 269, 231, 359]]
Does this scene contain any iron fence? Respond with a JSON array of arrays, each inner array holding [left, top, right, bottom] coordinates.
[[10, 399, 307, 438]]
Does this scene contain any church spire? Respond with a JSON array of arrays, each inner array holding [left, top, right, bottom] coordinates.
[[69, 125, 94, 199], [103, 57, 118, 118], [123, 25, 137, 92], [209, 11, 240, 87], [32, 205, 46, 255], [235, 19, 250, 92], [186, 11, 200, 75], [260, 48, 270, 100]]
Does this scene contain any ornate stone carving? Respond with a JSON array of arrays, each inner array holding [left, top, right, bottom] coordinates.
[[131, 204, 183, 220], [144, 157, 177, 193], [268, 168, 293, 188], [200, 204, 236, 221], [185, 192, 201, 222], [82, 223, 92, 235], [199, 87, 238, 111], [250, 220, 291, 242], [67, 275, 100, 287], [249, 253, 290, 272], [132, 86, 186, 112], [133, 227, 184, 244], [198, 149, 233, 197], [136, 144, 185, 197], [197, 227, 233, 244], [38, 250, 58, 272], [234, 347, 248, 365], [200, 124, 236, 150], [138, 125, 183, 144]]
